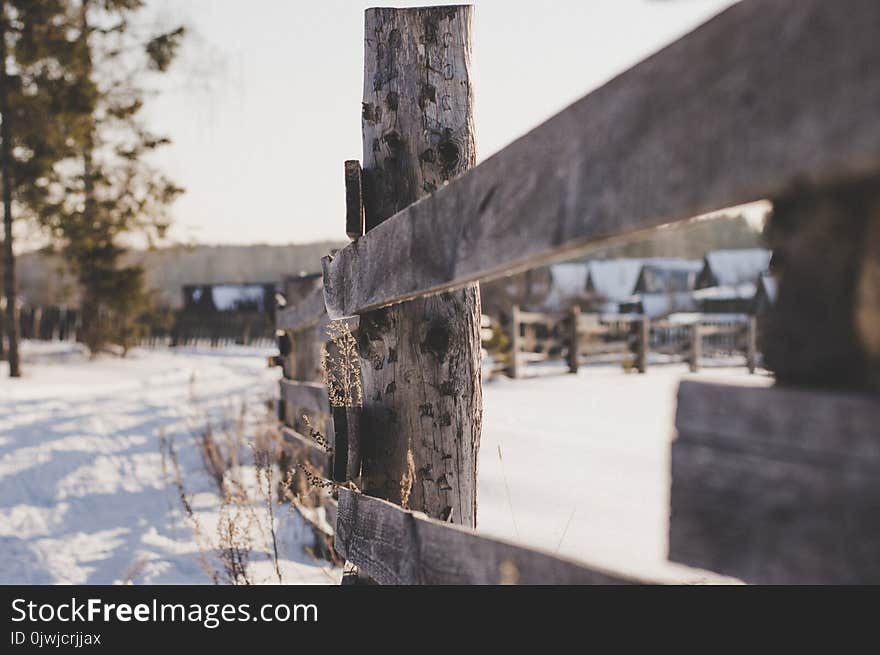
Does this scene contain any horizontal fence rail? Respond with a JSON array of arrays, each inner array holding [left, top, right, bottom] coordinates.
[[279, 379, 331, 418], [322, 0, 880, 318], [335, 488, 644, 585], [671, 380, 880, 583], [276, 286, 327, 332]]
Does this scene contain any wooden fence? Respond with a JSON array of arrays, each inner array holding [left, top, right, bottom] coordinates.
[[276, 0, 880, 584], [1, 305, 79, 346], [503, 308, 758, 378]]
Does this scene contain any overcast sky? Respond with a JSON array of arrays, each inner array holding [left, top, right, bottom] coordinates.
[[143, 0, 738, 246]]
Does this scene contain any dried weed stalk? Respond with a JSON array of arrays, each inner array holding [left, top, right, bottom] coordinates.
[[400, 449, 415, 510], [321, 321, 362, 408]]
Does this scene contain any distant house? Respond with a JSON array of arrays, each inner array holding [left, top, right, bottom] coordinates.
[[619, 292, 697, 318], [694, 249, 772, 314], [182, 283, 278, 317], [633, 259, 703, 294], [754, 273, 778, 315], [584, 259, 645, 312], [543, 263, 589, 311], [696, 249, 772, 289], [692, 282, 758, 314]]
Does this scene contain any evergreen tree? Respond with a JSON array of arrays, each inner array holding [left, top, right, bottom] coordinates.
[[1, 0, 88, 376], [40, 0, 184, 354]]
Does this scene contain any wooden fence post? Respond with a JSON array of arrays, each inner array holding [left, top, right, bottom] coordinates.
[[689, 322, 702, 373], [746, 316, 757, 374], [508, 305, 521, 379], [356, 6, 481, 527], [567, 305, 580, 374], [763, 180, 880, 388], [637, 317, 649, 374]]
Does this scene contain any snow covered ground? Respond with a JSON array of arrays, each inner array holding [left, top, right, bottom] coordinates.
[[0, 342, 338, 585], [0, 342, 770, 584], [477, 361, 771, 583]]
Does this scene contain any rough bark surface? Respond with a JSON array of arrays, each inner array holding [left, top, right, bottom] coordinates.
[[357, 6, 481, 527]]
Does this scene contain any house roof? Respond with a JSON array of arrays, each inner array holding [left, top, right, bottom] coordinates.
[[543, 263, 590, 311], [702, 249, 771, 287], [636, 258, 703, 293], [585, 259, 645, 301]]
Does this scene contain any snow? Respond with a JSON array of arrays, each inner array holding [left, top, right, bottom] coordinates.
[[0, 341, 338, 585], [586, 259, 645, 302], [544, 263, 589, 311], [692, 281, 757, 300], [476, 361, 771, 583], [636, 259, 702, 293], [702, 249, 771, 287], [210, 284, 267, 312], [2, 342, 771, 585]]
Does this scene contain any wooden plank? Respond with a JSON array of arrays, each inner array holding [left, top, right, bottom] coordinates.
[[279, 379, 330, 417], [276, 285, 326, 332], [508, 305, 521, 379], [746, 316, 758, 373], [281, 426, 331, 477], [689, 323, 701, 373], [323, 0, 880, 318], [636, 319, 649, 374], [567, 305, 580, 374], [335, 488, 645, 585], [516, 310, 560, 326], [344, 160, 365, 240], [670, 380, 880, 584]]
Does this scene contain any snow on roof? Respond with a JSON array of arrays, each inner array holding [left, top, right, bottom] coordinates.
[[542, 263, 589, 311], [703, 249, 771, 287], [637, 258, 703, 293], [586, 259, 645, 301], [211, 284, 266, 311], [692, 281, 757, 301], [549, 263, 589, 297]]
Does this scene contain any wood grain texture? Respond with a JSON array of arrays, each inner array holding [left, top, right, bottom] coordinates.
[[276, 285, 326, 332], [670, 380, 880, 583], [344, 160, 365, 240], [356, 6, 482, 527], [280, 379, 333, 443], [323, 0, 880, 318], [335, 488, 642, 585], [281, 426, 331, 476]]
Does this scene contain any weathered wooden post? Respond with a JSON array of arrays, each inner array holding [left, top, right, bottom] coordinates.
[[689, 322, 702, 373], [763, 180, 880, 388], [508, 305, 521, 379], [636, 317, 649, 374], [355, 6, 481, 526], [567, 305, 580, 374], [746, 316, 757, 374]]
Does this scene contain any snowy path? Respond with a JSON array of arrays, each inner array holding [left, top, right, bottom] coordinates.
[[1, 343, 769, 584], [0, 343, 336, 585]]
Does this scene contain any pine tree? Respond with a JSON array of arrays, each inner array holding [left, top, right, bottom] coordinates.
[[40, 0, 184, 354], [0, 0, 88, 376]]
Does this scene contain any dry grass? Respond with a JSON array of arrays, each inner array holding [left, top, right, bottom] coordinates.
[[161, 391, 315, 585], [400, 449, 415, 510], [321, 321, 362, 408]]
